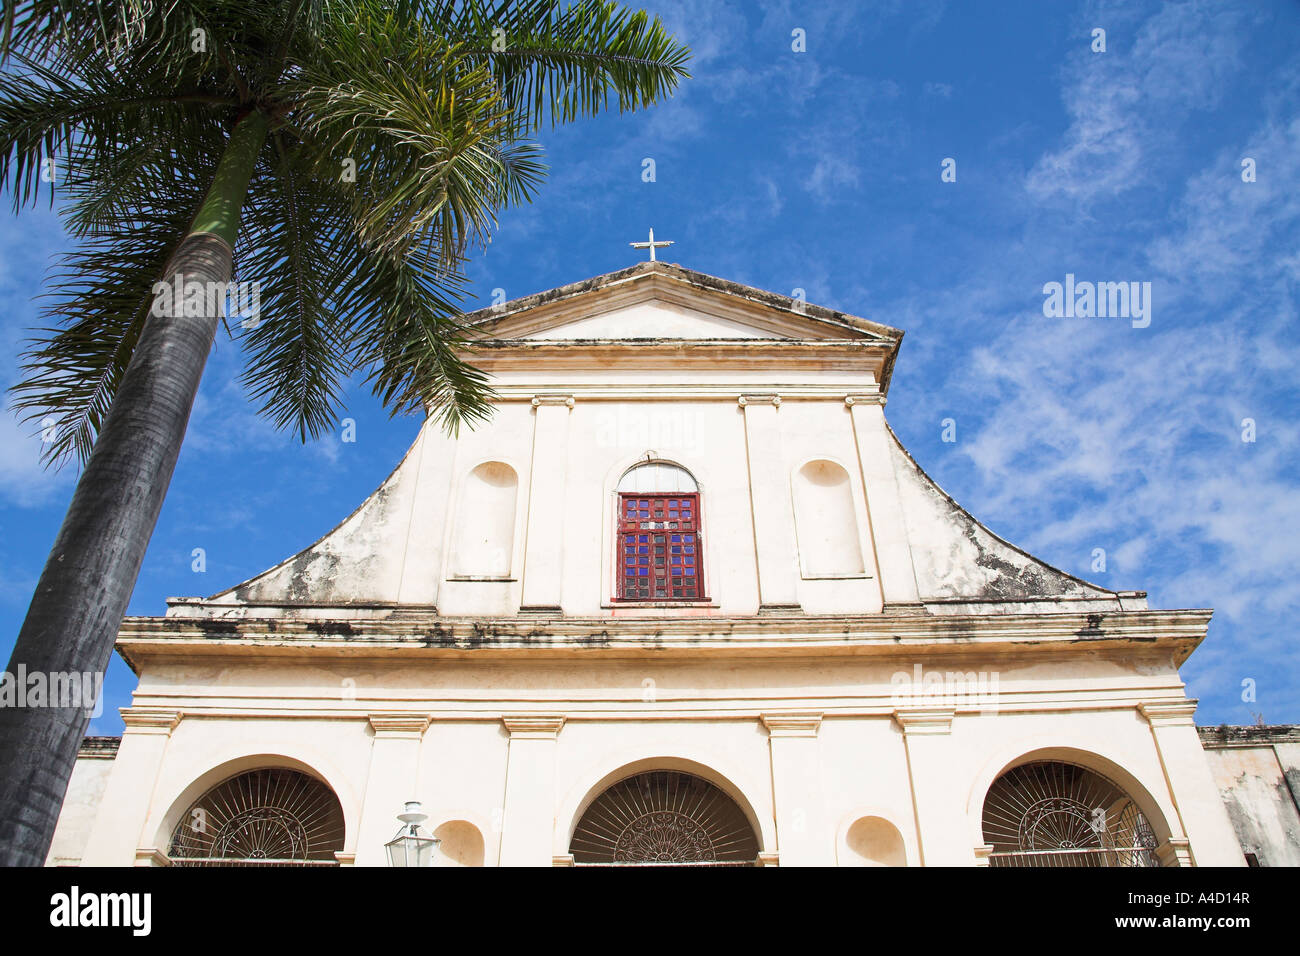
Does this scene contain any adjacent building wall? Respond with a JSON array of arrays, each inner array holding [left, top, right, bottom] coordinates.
[[1199, 725, 1300, 866], [46, 737, 119, 866]]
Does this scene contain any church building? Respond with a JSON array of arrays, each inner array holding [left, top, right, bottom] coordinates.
[[47, 260, 1262, 867]]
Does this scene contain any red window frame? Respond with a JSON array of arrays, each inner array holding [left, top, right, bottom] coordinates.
[[614, 492, 705, 602]]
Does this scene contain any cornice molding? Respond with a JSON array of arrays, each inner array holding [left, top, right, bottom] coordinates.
[[109, 698, 1203, 724], [761, 711, 823, 737], [489, 384, 882, 403], [738, 393, 781, 407], [502, 715, 566, 738], [462, 262, 902, 344], [118, 610, 1212, 666]]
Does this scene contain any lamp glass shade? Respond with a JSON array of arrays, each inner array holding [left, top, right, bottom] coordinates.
[[386, 831, 437, 867]]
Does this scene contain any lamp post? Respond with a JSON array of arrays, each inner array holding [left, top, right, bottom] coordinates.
[[385, 801, 439, 867]]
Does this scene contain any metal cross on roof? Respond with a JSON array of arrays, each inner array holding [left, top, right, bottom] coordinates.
[[630, 227, 674, 262]]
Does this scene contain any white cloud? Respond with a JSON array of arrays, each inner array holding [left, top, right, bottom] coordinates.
[[1026, 1, 1251, 204], [0, 412, 72, 508], [875, 3, 1300, 720]]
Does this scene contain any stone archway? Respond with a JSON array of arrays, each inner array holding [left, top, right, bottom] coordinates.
[[166, 767, 345, 866], [569, 770, 760, 866], [981, 760, 1159, 867]]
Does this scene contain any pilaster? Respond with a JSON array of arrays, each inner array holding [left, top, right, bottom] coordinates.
[[1139, 700, 1245, 866], [846, 396, 923, 612], [894, 707, 973, 865], [739, 395, 801, 610], [498, 715, 565, 866], [81, 708, 181, 866], [355, 713, 431, 867], [520, 395, 574, 612], [762, 711, 830, 865]]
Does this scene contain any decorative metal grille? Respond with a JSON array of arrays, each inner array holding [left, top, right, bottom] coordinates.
[[571, 770, 759, 865], [168, 768, 345, 866], [616, 493, 703, 601], [982, 761, 1159, 867]]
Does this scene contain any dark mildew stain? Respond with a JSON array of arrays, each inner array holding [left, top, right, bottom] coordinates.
[[1075, 614, 1105, 639], [304, 620, 355, 639], [201, 620, 241, 639]]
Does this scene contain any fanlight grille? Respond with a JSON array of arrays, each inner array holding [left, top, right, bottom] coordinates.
[[571, 771, 759, 865], [168, 768, 345, 866], [982, 761, 1158, 867]]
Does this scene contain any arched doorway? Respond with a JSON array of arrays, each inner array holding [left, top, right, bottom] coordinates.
[[570, 770, 760, 866], [982, 760, 1158, 867], [167, 767, 346, 866]]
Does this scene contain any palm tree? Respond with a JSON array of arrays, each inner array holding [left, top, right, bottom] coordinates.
[[0, 0, 688, 866]]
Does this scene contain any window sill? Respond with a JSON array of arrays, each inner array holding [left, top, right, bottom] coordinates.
[[604, 600, 718, 609], [799, 573, 873, 581], [446, 575, 516, 583]]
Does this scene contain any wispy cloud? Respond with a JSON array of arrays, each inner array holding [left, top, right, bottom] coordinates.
[[885, 0, 1300, 722], [1026, 1, 1252, 205]]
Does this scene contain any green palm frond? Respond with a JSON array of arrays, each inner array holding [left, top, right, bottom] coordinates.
[[10, 183, 209, 463], [291, 8, 543, 261], [346, 244, 495, 434], [451, 0, 692, 127], [0, 50, 236, 211], [233, 131, 355, 440], [3, 0, 691, 465], [2, 1, 267, 70]]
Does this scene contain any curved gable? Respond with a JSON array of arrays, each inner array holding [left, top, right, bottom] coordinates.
[[887, 427, 1131, 610]]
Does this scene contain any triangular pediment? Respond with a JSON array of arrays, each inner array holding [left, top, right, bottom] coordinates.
[[464, 261, 903, 346], [526, 300, 778, 339]]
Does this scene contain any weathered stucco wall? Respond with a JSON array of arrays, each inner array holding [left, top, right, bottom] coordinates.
[[1199, 725, 1300, 866], [46, 738, 118, 866], [50, 645, 1249, 867], [170, 263, 1131, 623]]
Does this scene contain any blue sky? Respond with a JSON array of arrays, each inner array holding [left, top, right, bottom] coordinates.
[[1, 0, 1297, 733]]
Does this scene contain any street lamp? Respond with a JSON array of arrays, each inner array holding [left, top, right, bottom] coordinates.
[[385, 801, 439, 867]]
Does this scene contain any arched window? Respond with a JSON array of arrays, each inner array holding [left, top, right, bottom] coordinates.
[[792, 459, 865, 577], [570, 770, 759, 865], [167, 768, 345, 866], [982, 761, 1159, 867], [615, 462, 703, 601], [451, 461, 518, 577]]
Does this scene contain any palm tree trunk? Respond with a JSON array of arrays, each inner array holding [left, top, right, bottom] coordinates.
[[0, 111, 268, 866]]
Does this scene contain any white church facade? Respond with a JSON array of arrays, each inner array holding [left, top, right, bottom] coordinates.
[[48, 261, 1252, 867]]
